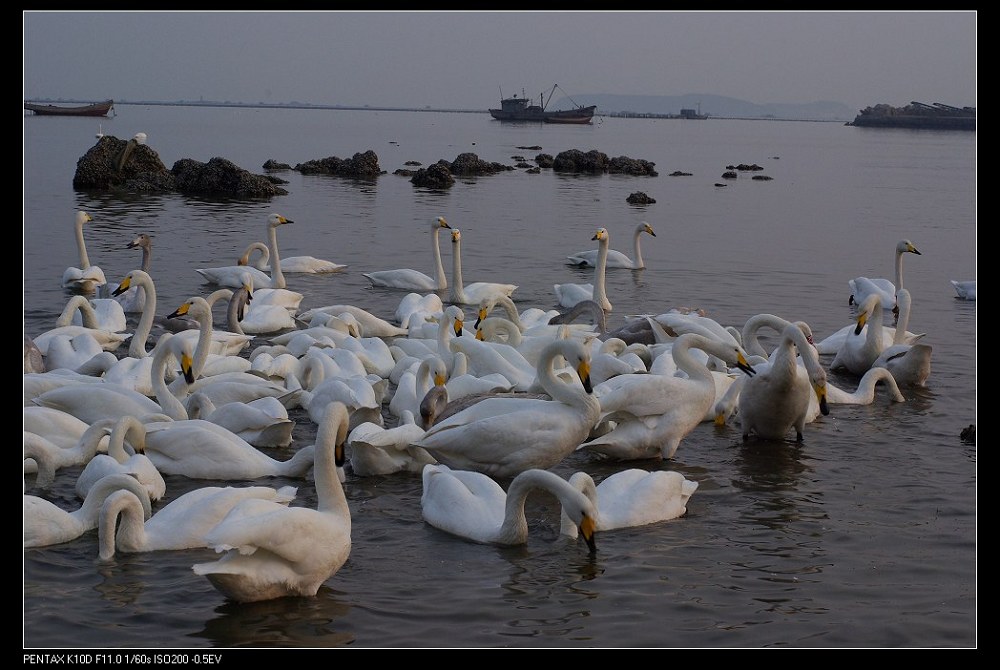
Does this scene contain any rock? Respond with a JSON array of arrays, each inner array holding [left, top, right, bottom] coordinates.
[[553, 149, 610, 173], [960, 424, 975, 444], [73, 135, 174, 191], [263, 159, 292, 170], [295, 150, 383, 179], [534, 153, 554, 169], [172, 157, 289, 197], [626, 192, 656, 205], [669, 170, 693, 177], [722, 171, 738, 179], [609, 156, 658, 176], [751, 175, 774, 181], [447, 152, 513, 176], [410, 163, 455, 189]]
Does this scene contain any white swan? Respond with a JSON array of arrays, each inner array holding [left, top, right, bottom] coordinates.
[[229, 272, 297, 335], [114, 233, 153, 313], [185, 392, 295, 448], [195, 213, 293, 289], [950, 280, 976, 301], [420, 463, 597, 549], [448, 327, 537, 392], [395, 292, 444, 330], [165, 295, 254, 370], [872, 288, 932, 387], [62, 210, 107, 292], [830, 294, 887, 376], [22, 420, 113, 474], [298, 304, 408, 338], [558, 469, 698, 538], [566, 221, 656, 269], [447, 227, 518, 305], [848, 239, 922, 311], [192, 402, 352, 603], [554, 227, 612, 311], [111, 269, 159, 358], [24, 473, 151, 549], [737, 322, 830, 442], [58, 294, 126, 333], [389, 356, 449, 421], [98, 484, 297, 561], [238, 239, 347, 274], [582, 333, 756, 461], [348, 410, 435, 477], [411, 338, 601, 478], [362, 216, 451, 290], [75, 415, 167, 502]]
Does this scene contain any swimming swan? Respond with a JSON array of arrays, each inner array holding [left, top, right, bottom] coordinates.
[[583, 333, 756, 461], [871, 288, 932, 387], [950, 280, 976, 301], [238, 240, 347, 274], [24, 473, 152, 549], [76, 415, 167, 502], [62, 210, 107, 292], [411, 338, 601, 478], [192, 402, 352, 602], [420, 463, 597, 550], [737, 322, 830, 442], [558, 468, 698, 538], [362, 216, 451, 291], [347, 410, 435, 477], [114, 233, 153, 313], [98, 484, 297, 561], [447, 227, 518, 305], [195, 213, 293, 289], [566, 221, 656, 269], [848, 239, 922, 311], [830, 294, 887, 376], [555, 227, 612, 312]]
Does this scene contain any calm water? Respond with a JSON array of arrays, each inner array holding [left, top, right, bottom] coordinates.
[[23, 106, 976, 649]]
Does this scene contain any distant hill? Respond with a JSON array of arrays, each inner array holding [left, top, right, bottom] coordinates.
[[551, 93, 856, 122]]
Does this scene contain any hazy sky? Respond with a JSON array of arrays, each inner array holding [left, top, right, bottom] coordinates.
[[23, 11, 976, 111]]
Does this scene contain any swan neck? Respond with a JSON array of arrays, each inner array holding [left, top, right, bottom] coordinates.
[[672, 335, 715, 384], [432, 225, 448, 289], [153, 339, 189, 421], [314, 406, 350, 520], [75, 218, 91, 269], [632, 227, 644, 268], [450, 237, 465, 301], [593, 235, 610, 309], [99, 491, 146, 560], [130, 272, 157, 358], [267, 223, 286, 289], [500, 470, 581, 544], [893, 292, 912, 344], [140, 246, 151, 273]]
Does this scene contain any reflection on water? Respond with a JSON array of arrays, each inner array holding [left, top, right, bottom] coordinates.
[[194, 592, 355, 648]]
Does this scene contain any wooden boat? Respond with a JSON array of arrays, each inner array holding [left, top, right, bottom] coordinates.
[[24, 100, 115, 117], [489, 85, 595, 124]]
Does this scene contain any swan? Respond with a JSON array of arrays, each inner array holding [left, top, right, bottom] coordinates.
[[59, 294, 127, 333], [582, 333, 756, 461], [554, 227, 612, 311], [32, 331, 195, 424], [348, 410, 436, 477], [23, 405, 103, 451], [589, 337, 649, 385], [43, 332, 109, 373], [419, 382, 451, 429], [395, 292, 444, 330], [848, 239, 922, 311], [410, 338, 601, 478], [950, 280, 976, 301], [872, 288, 932, 387], [445, 350, 515, 401], [558, 469, 698, 538], [61, 210, 107, 292], [24, 473, 152, 549], [238, 240, 347, 274], [389, 355, 449, 421], [547, 299, 608, 337], [75, 415, 167, 502], [229, 272, 297, 335], [298, 304, 408, 338], [98, 484, 297, 561], [830, 294, 887, 376], [185, 392, 295, 448], [165, 295, 254, 373], [111, 269, 159, 358], [362, 216, 451, 290], [24, 334, 45, 374], [566, 221, 656, 269], [195, 213, 293, 289], [448, 327, 537, 392], [191, 402, 352, 603], [737, 322, 830, 442], [447, 227, 518, 306], [22, 420, 114, 474], [420, 463, 597, 550], [113, 233, 153, 313]]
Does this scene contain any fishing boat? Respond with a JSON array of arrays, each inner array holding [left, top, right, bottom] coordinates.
[[489, 85, 596, 124], [24, 100, 115, 117]]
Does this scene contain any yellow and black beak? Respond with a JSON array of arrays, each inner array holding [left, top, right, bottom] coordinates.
[[454, 317, 463, 337], [580, 513, 597, 553], [438, 216, 450, 229], [578, 360, 593, 394], [814, 383, 829, 416], [475, 307, 488, 329], [167, 302, 191, 319], [179, 351, 195, 385], [112, 276, 131, 297], [735, 351, 756, 377], [854, 311, 869, 336]]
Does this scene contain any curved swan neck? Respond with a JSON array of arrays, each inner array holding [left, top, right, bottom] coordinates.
[[108, 416, 145, 461], [314, 404, 351, 518], [499, 470, 588, 544], [80, 474, 151, 530], [741, 314, 791, 359], [632, 225, 646, 269], [56, 296, 100, 329], [242, 242, 270, 269], [671, 334, 716, 384], [129, 271, 157, 358], [893, 290, 912, 344], [539, 341, 595, 408], [99, 490, 146, 560], [152, 336, 190, 421]]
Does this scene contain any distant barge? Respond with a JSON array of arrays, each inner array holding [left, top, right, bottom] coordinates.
[[848, 101, 975, 130]]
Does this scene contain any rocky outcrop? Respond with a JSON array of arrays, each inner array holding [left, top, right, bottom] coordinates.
[[447, 152, 513, 176], [172, 157, 289, 197], [263, 159, 292, 170], [552, 149, 657, 176], [73, 135, 285, 197], [294, 150, 383, 179], [534, 153, 554, 169], [410, 163, 455, 189], [626, 192, 656, 205]]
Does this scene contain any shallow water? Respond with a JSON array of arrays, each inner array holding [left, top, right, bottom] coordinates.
[[23, 107, 976, 648]]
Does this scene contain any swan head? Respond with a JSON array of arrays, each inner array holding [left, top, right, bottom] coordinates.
[[435, 216, 451, 229], [112, 269, 150, 297], [444, 305, 465, 337], [592, 228, 609, 242], [854, 295, 882, 335], [450, 228, 462, 245], [126, 233, 152, 251], [268, 213, 294, 228], [75, 210, 93, 227], [419, 384, 449, 430], [897, 239, 921, 256], [641, 221, 656, 237]]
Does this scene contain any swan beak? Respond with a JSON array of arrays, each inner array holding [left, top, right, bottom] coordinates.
[[112, 276, 132, 296], [180, 351, 195, 384], [579, 513, 597, 553], [433, 372, 447, 386], [735, 352, 756, 377], [907, 242, 922, 255], [278, 215, 294, 225], [814, 384, 830, 416], [475, 327, 485, 341], [454, 318, 464, 337], [167, 302, 191, 319], [437, 216, 450, 229], [714, 412, 727, 426], [475, 307, 488, 328], [854, 312, 869, 336], [577, 360, 593, 393], [237, 257, 247, 266]]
